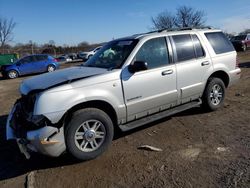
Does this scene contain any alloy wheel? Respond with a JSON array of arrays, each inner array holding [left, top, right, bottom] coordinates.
[[210, 84, 223, 105], [74, 120, 106, 152]]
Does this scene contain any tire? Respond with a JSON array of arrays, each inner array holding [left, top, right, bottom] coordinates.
[[7, 70, 18, 79], [202, 77, 226, 111], [65, 108, 114, 161], [47, 65, 56, 72]]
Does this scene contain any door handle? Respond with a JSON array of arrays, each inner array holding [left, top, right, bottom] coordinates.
[[201, 61, 210, 66], [162, 69, 173, 76]]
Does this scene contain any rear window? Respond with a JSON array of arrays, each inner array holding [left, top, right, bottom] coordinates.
[[232, 35, 246, 41], [35, 55, 47, 61], [205, 32, 235, 54]]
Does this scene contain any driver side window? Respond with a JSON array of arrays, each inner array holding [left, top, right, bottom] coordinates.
[[19, 56, 32, 64], [135, 37, 169, 69]]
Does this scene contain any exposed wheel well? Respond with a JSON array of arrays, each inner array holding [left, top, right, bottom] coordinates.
[[8, 69, 19, 74], [63, 100, 118, 129], [47, 64, 56, 68], [208, 71, 229, 88]]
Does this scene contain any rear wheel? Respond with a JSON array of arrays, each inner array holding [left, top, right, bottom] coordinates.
[[47, 65, 56, 72], [7, 70, 18, 79], [65, 108, 114, 161], [202, 77, 225, 111]]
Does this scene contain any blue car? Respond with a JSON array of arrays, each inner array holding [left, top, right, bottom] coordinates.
[[1, 54, 59, 79]]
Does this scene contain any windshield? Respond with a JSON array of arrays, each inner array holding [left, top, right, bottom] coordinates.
[[231, 35, 246, 41], [83, 39, 138, 69]]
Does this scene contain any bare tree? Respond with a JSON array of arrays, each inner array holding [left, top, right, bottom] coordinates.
[[151, 11, 175, 30], [0, 17, 16, 49], [175, 6, 206, 28], [48, 40, 55, 46], [78, 41, 89, 47], [151, 6, 206, 30]]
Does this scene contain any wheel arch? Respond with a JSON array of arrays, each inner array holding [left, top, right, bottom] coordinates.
[[62, 100, 118, 129], [47, 63, 56, 68], [7, 68, 20, 76], [207, 70, 230, 88]]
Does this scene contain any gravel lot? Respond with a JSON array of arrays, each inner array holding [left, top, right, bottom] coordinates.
[[0, 53, 249, 188]]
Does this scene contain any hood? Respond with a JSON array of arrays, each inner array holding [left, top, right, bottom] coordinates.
[[20, 66, 108, 95]]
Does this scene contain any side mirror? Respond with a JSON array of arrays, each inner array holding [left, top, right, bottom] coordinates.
[[128, 61, 148, 73]]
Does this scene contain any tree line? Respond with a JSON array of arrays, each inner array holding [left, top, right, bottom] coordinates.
[[1, 5, 250, 56]]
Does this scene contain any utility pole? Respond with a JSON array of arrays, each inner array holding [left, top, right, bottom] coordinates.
[[29, 40, 34, 54]]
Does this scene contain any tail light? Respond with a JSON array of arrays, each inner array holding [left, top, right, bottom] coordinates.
[[53, 58, 58, 62], [236, 54, 239, 68]]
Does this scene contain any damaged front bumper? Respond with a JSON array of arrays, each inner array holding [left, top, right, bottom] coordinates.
[[6, 102, 66, 158]]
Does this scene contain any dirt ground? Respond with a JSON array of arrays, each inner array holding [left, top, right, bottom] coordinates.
[[0, 53, 249, 188]]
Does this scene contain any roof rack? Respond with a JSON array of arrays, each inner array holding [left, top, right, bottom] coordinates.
[[159, 26, 213, 33], [132, 26, 213, 38], [132, 30, 159, 37]]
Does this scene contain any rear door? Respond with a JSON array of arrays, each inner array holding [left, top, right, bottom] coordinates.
[[121, 37, 178, 122], [32, 55, 48, 72], [170, 33, 213, 104]]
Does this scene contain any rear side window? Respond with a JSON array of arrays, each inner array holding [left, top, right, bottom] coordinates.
[[191, 34, 205, 58], [135, 37, 169, 69], [205, 32, 234, 54], [172, 34, 196, 62], [35, 55, 47, 61]]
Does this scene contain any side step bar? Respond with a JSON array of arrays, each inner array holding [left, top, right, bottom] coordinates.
[[119, 99, 202, 131]]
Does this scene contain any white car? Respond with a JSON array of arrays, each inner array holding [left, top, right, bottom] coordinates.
[[78, 46, 102, 60]]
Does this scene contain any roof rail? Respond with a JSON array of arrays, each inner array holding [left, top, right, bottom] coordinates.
[[159, 26, 213, 33], [132, 26, 213, 38], [132, 30, 159, 37]]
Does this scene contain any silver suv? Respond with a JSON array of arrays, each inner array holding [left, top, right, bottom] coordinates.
[[6, 28, 241, 160]]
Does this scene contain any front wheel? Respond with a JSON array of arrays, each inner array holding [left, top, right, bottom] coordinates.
[[202, 77, 225, 111], [7, 70, 18, 79], [65, 108, 114, 161]]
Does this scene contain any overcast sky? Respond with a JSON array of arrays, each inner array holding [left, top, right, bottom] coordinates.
[[0, 0, 250, 46]]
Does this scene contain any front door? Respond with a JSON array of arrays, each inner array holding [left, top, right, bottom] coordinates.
[[17, 56, 35, 75], [121, 37, 178, 122]]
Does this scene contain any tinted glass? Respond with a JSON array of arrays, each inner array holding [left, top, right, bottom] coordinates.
[[192, 34, 205, 58], [232, 35, 247, 41], [35, 55, 47, 61], [19, 56, 33, 64], [205, 32, 235, 54], [135, 37, 169, 69], [172, 34, 196, 62]]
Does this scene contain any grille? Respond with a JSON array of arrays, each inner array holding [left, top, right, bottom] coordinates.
[[10, 95, 37, 138], [20, 94, 36, 113]]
